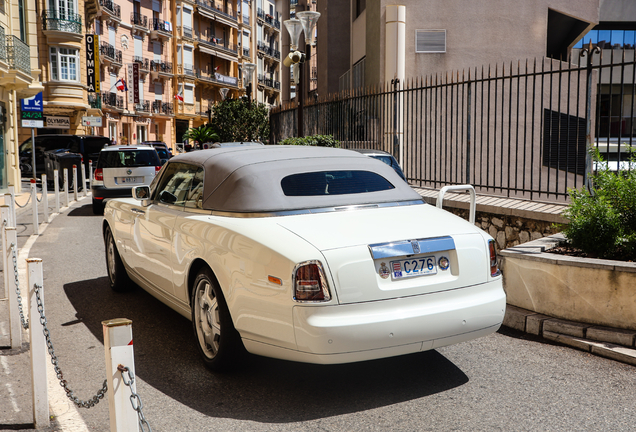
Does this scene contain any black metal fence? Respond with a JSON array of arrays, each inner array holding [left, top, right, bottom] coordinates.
[[270, 47, 636, 202]]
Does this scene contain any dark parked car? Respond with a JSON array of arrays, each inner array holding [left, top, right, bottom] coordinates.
[[140, 141, 172, 163], [20, 135, 110, 178], [351, 149, 407, 181]]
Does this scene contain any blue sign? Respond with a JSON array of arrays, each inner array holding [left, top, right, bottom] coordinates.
[[21, 92, 43, 112]]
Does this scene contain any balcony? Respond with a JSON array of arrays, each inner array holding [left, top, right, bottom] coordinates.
[[42, 10, 83, 42], [178, 63, 196, 77], [257, 41, 280, 60], [257, 74, 280, 91], [100, 42, 122, 67], [197, 32, 238, 58], [152, 101, 173, 116], [150, 60, 173, 74], [135, 100, 151, 113], [151, 18, 172, 42], [242, 47, 250, 58], [0, 34, 32, 86], [131, 12, 149, 34], [179, 25, 193, 40], [196, 68, 238, 87], [98, 0, 121, 22], [194, 0, 238, 29], [133, 56, 149, 72], [257, 8, 280, 30], [101, 92, 124, 110]]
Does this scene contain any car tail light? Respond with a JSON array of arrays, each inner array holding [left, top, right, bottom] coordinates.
[[293, 261, 331, 302], [155, 165, 162, 173], [94, 168, 103, 181], [488, 240, 501, 277]]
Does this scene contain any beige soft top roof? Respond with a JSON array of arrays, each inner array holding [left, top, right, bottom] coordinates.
[[168, 145, 422, 213]]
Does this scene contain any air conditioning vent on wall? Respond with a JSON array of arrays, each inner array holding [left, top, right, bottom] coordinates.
[[415, 30, 446, 53]]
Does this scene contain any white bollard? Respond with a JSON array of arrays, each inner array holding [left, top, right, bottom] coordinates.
[[53, 170, 60, 214], [81, 163, 88, 197], [28, 258, 49, 428], [73, 165, 79, 202], [41, 174, 49, 223], [2, 211, 21, 349], [103, 318, 139, 432], [89, 160, 93, 190], [30, 179, 38, 236], [63, 168, 69, 208], [8, 184, 15, 227]]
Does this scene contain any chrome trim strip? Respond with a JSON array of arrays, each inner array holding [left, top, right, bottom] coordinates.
[[368, 236, 456, 260], [208, 200, 425, 218]]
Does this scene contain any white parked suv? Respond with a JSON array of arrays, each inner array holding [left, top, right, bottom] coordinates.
[[91, 145, 162, 214]]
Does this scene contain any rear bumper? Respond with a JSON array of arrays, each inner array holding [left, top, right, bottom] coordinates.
[[91, 185, 132, 200], [243, 279, 505, 364]]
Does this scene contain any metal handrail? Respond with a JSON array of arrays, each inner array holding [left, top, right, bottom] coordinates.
[[42, 10, 82, 33], [436, 185, 476, 225], [6, 35, 30, 74]]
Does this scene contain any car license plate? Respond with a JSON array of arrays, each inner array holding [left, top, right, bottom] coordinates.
[[390, 256, 437, 280], [119, 176, 142, 184]]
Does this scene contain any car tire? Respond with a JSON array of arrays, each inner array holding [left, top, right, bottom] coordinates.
[[104, 226, 132, 293], [92, 198, 104, 215], [191, 268, 243, 372]]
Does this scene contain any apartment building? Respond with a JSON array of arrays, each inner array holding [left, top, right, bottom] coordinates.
[[1, 0, 43, 191], [255, 0, 281, 107]]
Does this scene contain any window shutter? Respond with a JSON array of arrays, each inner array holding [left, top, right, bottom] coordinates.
[[415, 30, 446, 53]]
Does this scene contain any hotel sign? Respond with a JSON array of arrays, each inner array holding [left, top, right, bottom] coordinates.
[[86, 34, 100, 93]]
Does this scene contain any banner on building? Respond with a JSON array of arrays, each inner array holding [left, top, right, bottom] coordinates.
[[86, 34, 100, 93]]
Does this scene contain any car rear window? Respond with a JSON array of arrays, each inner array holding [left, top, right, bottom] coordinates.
[[281, 171, 395, 196], [98, 150, 161, 168]]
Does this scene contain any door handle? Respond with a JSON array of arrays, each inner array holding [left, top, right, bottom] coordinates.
[[131, 208, 145, 215]]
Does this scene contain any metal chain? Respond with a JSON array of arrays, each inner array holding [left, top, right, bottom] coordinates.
[[14, 193, 32, 208], [36, 191, 43, 203], [11, 244, 29, 330], [33, 283, 108, 408], [118, 365, 152, 432]]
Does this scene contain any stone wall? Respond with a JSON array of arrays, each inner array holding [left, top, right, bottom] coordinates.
[[444, 208, 561, 250]]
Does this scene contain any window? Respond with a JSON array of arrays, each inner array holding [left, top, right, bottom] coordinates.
[[98, 149, 160, 169], [281, 171, 395, 196], [136, 125, 147, 143], [153, 162, 204, 208], [50, 47, 79, 81]]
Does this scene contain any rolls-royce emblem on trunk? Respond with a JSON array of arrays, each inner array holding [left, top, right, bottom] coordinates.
[[411, 240, 420, 254]]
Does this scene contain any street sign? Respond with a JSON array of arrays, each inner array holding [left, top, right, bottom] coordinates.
[[21, 92, 43, 112], [22, 119, 44, 128], [21, 111, 43, 120], [82, 116, 103, 127]]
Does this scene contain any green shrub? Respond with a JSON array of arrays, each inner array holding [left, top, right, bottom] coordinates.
[[278, 135, 340, 147], [561, 150, 636, 259]]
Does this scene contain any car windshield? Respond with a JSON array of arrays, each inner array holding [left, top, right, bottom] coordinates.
[[281, 170, 395, 196], [98, 150, 161, 168]]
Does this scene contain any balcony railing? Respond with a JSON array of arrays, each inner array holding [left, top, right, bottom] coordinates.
[[131, 12, 148, 28], [99, 0, 121, 19], [101, 92, 124, 109], [257, 8, 280, 29], [133, 56, 149, 70], [181, 25, 193, 39], [152, 18, 172, 34], [6, 35, 31, 74], [42, 10, 82, 34], [0, 26, 6, 63], [258, 74, 280, 90], [100, 42, 122, 64], [182, 63, 195, 76], [198, 32, 238, 55], [242, 47, 250, 57], [257, 42, 280, 59], [88, 93, 102, 109], [197, 68, 238, 86], [135, 100, 150, 113], [150, 60, 172, 74], [194, 0, 237, 22], [152, 101, 173, 115]]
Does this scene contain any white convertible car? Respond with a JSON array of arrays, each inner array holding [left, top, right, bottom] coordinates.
[[103, 145, 505, 371]]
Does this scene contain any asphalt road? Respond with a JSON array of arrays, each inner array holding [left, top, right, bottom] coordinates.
[[7, 197, 636, 431]]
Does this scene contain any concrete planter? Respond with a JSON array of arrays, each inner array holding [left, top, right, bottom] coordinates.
[[500, 234, 636, 331]]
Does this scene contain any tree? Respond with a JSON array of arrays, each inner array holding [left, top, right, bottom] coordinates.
[[182, 125, 219, 148], [208, 98, 270, 143]]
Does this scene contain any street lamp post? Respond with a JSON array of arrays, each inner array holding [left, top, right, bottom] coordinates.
[[242, 62, 257, 104], [284, 10, 319, 137]]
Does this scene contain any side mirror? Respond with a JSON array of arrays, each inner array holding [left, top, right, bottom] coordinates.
[[132, 186, 151, 203]]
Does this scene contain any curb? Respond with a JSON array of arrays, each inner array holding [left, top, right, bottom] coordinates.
[[503, 305, 636, 366]]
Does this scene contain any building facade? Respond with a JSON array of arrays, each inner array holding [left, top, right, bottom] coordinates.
[[1, 0, 44, 191], [255, 0, 281, 107]]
